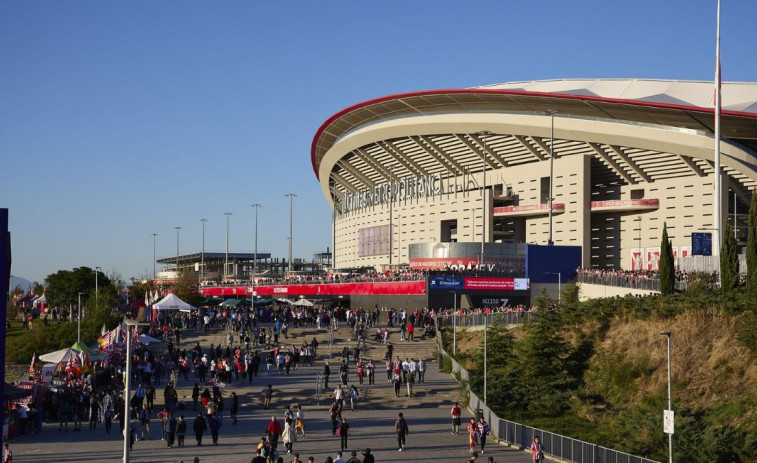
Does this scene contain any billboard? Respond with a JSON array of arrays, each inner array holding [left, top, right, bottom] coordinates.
[[630, 247, 643, 271], [464, 278, 530, 291]]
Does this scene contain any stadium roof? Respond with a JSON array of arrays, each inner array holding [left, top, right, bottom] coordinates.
[[311, 79, 757, 204]]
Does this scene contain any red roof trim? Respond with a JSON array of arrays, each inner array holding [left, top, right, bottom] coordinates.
[[311, 88, 757, 179]]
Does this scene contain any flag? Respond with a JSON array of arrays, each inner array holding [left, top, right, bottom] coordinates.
[[152, 289, 159, 304], [29, 353, 36, 378], [101, 323, 107, 336], [81, 350, 91, 374], [144, 291, 150, 308]]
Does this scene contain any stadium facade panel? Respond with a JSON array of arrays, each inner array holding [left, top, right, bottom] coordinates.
[[312, 79, 757, 270]]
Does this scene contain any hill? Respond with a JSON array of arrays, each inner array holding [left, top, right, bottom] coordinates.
[[443, 288, 757, 462], [10, 275, 32, 291]]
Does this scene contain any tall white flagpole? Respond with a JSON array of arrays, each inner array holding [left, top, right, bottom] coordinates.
[[713, 0, 722, 259]]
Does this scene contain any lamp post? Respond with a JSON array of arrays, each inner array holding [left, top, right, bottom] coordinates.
[[77, 292, 85, 344], [151, 233, 158, 280], [252, 204, 261, 278], [95, 266, 101, 308], [224, 212, 232, 280], [200, 219, 207, 284], [452, 291, 457, 356], [175, 227, 182, 280], [285, 194, 297, 274], [546, 109, 558, 246], [659, 331, 673, 463], [475, 131, 492, 267], [389, 167, 394, 268], [713, 0, 722, 257], [484, 314, 488, 404], [123, 319, 150, 463]]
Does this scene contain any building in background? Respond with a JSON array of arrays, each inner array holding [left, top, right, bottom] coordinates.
[[312, 79, 757, 272]]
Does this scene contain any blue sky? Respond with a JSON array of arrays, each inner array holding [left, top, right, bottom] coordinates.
[[2, 1, 755, 284]]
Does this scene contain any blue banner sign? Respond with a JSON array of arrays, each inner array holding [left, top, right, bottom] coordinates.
[[692, 232, 712, 256], [428, 276, 464, 290]]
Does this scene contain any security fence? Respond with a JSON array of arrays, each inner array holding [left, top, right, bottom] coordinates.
[[437, 335, 659, 463]]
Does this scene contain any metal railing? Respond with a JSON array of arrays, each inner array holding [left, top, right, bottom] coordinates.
[[437, 334, 659, 463], [435, 311, 533, 328]]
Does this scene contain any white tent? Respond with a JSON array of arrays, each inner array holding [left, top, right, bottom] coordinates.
[[39, 348, 76, 364], [292, 298, 314, 307], [153, 293, 196, 312]]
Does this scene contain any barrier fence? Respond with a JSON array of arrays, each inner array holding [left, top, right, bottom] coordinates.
[[437, 333, 659, 463], [434, 311, 533, 328]]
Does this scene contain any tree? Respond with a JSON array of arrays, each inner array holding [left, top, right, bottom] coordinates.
[[45, 267, 112, 309], [659, 223, 675, 295], [174, 269, 203, 308], [720, 222, 739, 291], [746, 193, 757, 295]]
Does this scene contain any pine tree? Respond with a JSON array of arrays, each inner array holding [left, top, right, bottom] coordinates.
[[720, 222, 739, 291], [747, 193, 757, 295], [659, 223, 675, 294]]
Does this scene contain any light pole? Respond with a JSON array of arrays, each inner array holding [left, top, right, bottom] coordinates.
[[200, 219, 207, 284], [660, 331, 673, 463], [252, 204, 261, 278], [713, 0, 722, 257], [123, 318, 150, 463], [224, 212, 232, 280], [475, 131, 492, 267], [175, 227, 182, 280], [452, 291, 457, 356], [484, 314, 488, 403], [546, 109, 558, 246], [95, 266, 101, 308], [389, 168, 394, 268], [285, 194, 297, 274], [151, 233, 158, 280], [77, 292, 85, 344]]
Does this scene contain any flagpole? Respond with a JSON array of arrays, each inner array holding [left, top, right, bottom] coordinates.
[[713, 0, 722, 261]]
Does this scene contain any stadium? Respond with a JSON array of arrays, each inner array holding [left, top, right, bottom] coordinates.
[[312, 79, 757, 273]]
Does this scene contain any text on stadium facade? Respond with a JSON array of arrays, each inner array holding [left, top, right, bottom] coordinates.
[[341, 173, 445, 213]]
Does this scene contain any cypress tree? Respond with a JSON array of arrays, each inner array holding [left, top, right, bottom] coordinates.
[[659, 223, 675, 294], [720, 222, 739, 291], [747, 193, 757, 295]]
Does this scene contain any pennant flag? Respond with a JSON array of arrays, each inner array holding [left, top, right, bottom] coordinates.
[[145, 291, 150, 308], [101, 323, 107, 336], [152, 289, 159, 304]]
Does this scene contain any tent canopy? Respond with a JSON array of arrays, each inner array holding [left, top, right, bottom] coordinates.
[[39, 348, 75, 364], [292, 298, 314, 307], [4, 384, 33, 401], [220, 298, 250, 308], [154, 294, 196, 312], [138, 334, 162, 345]]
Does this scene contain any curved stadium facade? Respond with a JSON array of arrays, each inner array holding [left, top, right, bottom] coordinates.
[[312, 79, 757, 271]]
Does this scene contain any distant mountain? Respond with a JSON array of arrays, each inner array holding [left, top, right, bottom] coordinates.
[[10, 275, 32, 291]]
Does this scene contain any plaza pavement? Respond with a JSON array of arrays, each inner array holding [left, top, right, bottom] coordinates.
[[9, 320, 536, 463]]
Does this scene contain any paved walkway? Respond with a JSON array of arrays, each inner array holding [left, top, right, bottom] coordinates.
[[9, 321, 535, 463]]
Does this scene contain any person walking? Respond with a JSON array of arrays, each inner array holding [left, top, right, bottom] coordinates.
[[394, 412, 408, 451], [209, 412, 221, 445], [333, 385, 345, 411], [166, 412, 177, 448], [531, 435, 545, 462], [282, 420, 296, 455], [323, 361, 331, 390], [230, 392, 239, 425], [176, 415, 187, 447], [329, 402, 340, 436], [451, 402, 462, 434], [348, 385, 359, 411], [263, 384, 274, 410], [294, 404, 306, 438], [193, 412, 207, 446], [478, 417, 490, 453], [266, 415, 283, 450], [139, 404, 151, 440], [3, 443, 12, 463], [338, 417, 350, 451], [466, 418, 478, 453]]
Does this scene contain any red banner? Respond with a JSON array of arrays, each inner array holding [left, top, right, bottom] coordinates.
[[463, 278, 530, 291], [201, 281, 426, 297], [409, 257, 480, 270]]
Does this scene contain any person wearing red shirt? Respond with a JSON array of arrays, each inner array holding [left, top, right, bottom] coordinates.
[[265, 416, 283, 450]]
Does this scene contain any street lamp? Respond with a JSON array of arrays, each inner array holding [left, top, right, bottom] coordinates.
[[388, 167, 394, 267], [659, 331, 673, 463], [77, 292, 85, 344], [151, 233, 158, 280], [224, 212, 232, 280], [123, 318, 150, 463], [545, 109, 558, 246], [200, 219, 207, 284], [175, 227, 182, 280], [95, 266, 101, 308], [252, 204, 261, 278], [475, 131, 492, 267], [484, 314, 488, 403], [285, 194, 297, 274], [452, 291, 457, 356]]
